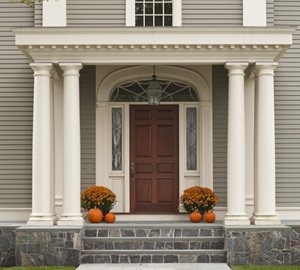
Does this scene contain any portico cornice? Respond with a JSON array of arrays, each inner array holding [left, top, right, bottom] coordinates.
[[13, 27, 295, 64]]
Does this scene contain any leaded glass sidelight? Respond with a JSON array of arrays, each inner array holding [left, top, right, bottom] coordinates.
[[112, 108, 122, 171], [186, 108, 197, 170]]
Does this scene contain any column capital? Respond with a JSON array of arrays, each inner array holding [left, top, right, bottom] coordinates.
[[59, 63, 83, 77], [254, 62, 278, 75], [30, 63, 53, 74], [59, 63, 83, 69], [225, 62, 249, 71]]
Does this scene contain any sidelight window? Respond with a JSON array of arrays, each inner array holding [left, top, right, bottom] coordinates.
[[112, 108, 122, 171], [186, 108, 197, 170]]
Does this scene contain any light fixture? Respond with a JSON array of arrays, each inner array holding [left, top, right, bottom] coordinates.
[[146, 65, 163, 105]]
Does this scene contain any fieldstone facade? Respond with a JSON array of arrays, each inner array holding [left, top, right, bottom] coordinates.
[[0, 226, 17, 267], [225, 226, 293, 266], [1, 224, 300, 267], [15, 226, 83, 267]]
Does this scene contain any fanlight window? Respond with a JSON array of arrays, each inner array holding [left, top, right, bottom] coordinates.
[[110, 79, 199, 102]]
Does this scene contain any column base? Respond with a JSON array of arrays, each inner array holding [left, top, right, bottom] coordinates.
[[224, 214, 250, 225], [27, 214, 56, 226], [251, 213, 281, 225], [57, 213, 84, 226]]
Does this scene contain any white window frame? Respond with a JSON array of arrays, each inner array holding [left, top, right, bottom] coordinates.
[[126, 0, 182, 26]]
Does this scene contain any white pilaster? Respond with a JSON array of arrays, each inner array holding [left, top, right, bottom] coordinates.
[[224, 62, 250, 225], [57, 63, 83, 226], [251, 62, 281, 225], [43, 0, 66, 27], [28, 63, 56, 226], [243, 0, 267, 26]]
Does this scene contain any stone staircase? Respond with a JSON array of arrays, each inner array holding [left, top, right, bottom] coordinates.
[[81, 222, 227, 264]]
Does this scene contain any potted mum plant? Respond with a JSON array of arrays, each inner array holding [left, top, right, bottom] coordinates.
[[81, 185, 117, 223], [180, 186, 218, 223]]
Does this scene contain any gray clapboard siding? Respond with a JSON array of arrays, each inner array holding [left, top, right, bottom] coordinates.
[[274, 0, 300, 207], [182, 0, 242, 26], [34, 3, 42, 26], [67, 0, 125, 26], [267, 0, 274, 26], [0, 1, 34, 208], [212, 65, 228, 207], [80, 66, 96, 191]]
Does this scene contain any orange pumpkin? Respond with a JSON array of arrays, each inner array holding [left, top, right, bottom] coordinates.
[[205, 211, 216, 223], [105, 212, 116, 223], [189, 212, 202, 223], [87, 208, 103, 223]]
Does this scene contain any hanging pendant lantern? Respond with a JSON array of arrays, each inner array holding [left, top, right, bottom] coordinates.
[[146, 66, 162, 105]]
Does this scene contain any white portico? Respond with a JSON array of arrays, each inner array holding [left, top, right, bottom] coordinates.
[[13, 26, 293, 226]]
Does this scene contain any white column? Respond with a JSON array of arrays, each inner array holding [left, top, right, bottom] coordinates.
[[224, 62, 250, 225], [251, 62, 281, 225], [28, 63, 56, 226], [57, 63, 83, 226], [50, 70, 57, 223]]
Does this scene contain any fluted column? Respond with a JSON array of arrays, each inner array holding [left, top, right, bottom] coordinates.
[[251, 62, 281, 225], [57, 63, 83, 226], [28, 63, 56, 226], [224, 62, 250, 225]]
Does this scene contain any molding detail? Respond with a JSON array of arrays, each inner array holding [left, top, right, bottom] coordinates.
[[13, 27, 294, 64]]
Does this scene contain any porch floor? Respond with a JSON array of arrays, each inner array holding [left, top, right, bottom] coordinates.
[[76, 263, 231, 270]]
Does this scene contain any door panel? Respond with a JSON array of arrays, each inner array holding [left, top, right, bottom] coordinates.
[[130, 105, 179, 213]]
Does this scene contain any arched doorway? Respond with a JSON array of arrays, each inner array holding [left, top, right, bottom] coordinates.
[[96, 66, 212, 213]]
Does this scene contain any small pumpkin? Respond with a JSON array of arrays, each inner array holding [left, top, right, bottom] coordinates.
[[105, 212, 116, 223], [205, 211, 216, 223], [87, 208, 103, 223], [189, 211, 202, 223]]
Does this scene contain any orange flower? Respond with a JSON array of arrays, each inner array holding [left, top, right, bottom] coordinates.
[[81, 185, 116, 215], [180, 186, 218, 214]]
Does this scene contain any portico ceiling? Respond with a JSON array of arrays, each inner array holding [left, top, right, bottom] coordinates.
[[13, 27, 295, 64]]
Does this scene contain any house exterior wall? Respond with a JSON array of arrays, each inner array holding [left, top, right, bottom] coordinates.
[[0, 1, 34, 210], [212, 66, 228, 208], [64, 0, 243, 27], [80, 66, 96, 191], [0, 0, 300, 221], [274, 0, 300, 208]]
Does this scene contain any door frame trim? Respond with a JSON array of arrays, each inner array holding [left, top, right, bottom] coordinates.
[[96, 66, 213, 213]]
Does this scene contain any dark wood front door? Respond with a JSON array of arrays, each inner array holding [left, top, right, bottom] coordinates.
[[130, 105, 179, 213]]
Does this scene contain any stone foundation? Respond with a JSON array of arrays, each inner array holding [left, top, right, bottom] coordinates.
[[15, 226, 83, 267], [0, 223, 300, 267], [0, 226, 17, 267], [225, 225, 293, 266]]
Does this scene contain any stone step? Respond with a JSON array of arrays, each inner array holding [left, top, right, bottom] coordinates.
[[77, 263, 231, 270], [84, 225, 224, 239], [81, 222, 226, 264], [83, 236, 225, 250], [81, 249, 227, 264]]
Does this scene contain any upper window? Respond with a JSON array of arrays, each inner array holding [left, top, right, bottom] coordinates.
[[126, 0, 181, 26], [135, 0, 172, 27]]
